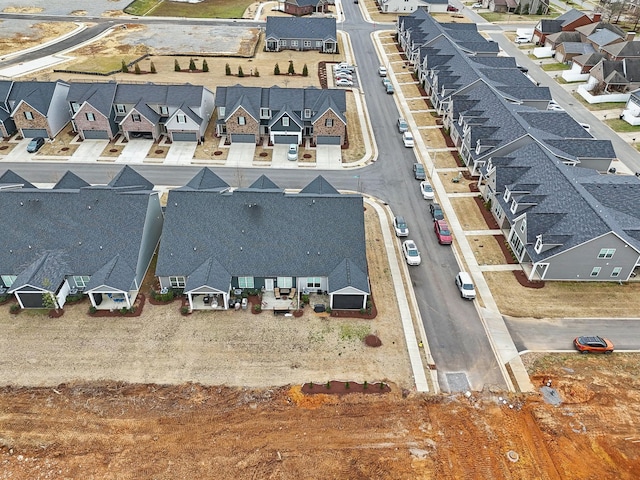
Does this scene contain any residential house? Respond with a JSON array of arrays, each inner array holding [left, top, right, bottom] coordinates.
[[67, 81, 119, 140], [532, 9, 600, 45], [376, 0, 446, 15], [283, 0, 330, 16], [96, 83, 215, 142], [155, 170, 370, 311], [562, 52, 604, 81], [0, 81, 16, 138], [479, 140, 640, 281], [586, 58, 640, 94], [215, 85, 346, 146], [601, 40, 640, 61], [621, 88, 640, 125], [583, 25, 629, 52], [545, 30, 581, 50], [0, 166, 163, 310], [575, 22, 627, 45], [264, 17, 337, 53], [7, 80, 70, 139], [554, 41, 595, 64]]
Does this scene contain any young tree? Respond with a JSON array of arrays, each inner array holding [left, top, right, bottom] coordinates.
[[150, 61, 157, 73], [189, 58, 196, 71], [288, 61, 295, 75], [121, 60, 129, 73], [225, 63, 231, 75], [238, 66, 244, 77], [254, 67, 260, 78], [134, 63, 141, 74], [274, 63, 280, 75], [302, 64, 308, 77], [202, 59, 209, 72], [174, 59, 181, 72]]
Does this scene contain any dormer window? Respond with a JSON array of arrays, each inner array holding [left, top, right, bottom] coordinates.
[[159, 106, 169, 115], [510, 199, 517, 214], [520, 219, 526, 233], [219, 107, 225, 117], [71, 102, 80, 113], [475, 141, 482, 155], [535, 236, 542, 253], [503, 188, 510, 202], [304, 109, 311, 118], [260, 108, 270, 119], [282, 116, 290, 127]]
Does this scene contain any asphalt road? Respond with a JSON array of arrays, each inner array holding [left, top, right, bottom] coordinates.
[[504, 316, 640, 352]]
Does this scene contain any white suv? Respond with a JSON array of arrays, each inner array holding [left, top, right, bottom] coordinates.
[[378, 66, 387, 77], [455, 272, 476, 300]]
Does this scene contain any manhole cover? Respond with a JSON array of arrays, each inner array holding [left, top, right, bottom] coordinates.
[[445, 372, 470, 393]]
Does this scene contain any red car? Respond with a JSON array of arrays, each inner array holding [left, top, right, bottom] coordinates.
[[434, 219, 452, 245], [447, 5, 459, 11], [574, 336, 614, 354]]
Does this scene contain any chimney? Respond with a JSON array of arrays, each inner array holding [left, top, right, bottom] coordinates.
[[626, 32, 636, 42], [592, 13, 602, 22]]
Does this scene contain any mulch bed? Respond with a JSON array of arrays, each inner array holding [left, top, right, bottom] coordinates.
[[493, 235, 517, 265], [301, 381, 391, 396], [148, 294, 180, 306], [473, 197, 500, 229], [89, 293, 146, 318], [48, 309, 64, 318], [330, 296, 377, 319], [365, 334, 382, 347], [513, 270, 545, 289]]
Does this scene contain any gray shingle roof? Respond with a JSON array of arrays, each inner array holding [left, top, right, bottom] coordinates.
[[156, 172, 369, 294], [561, 42, 596, 55], [8, 81, 65, 115], [0, 167, 160, 292], [602, 40, 640, 58], [0, 170, 35, 188], [265, 16, 336, 42], [66, 82, 117, 118]]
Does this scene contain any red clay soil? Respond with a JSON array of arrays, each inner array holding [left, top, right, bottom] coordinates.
[[301, 381, 391, 395], [365, 334, 382, 347]]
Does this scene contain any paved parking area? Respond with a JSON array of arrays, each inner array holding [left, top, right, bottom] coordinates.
[[226, 142, 256, 168], [116, 139, 153, 164], [165, 142, 198, 165], [316, 145, 342, 168], [70, 139, 109, 162]]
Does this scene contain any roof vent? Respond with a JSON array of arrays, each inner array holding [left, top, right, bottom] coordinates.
[[20, 202, 23, 206], [88, 205, 91, 209], [307, 251, 310, 255], [78, 241, 82, 245], [317, 251, 320, 255], [28, 245, 32, 249], [99, 246, 103, 250], [193, 247, 197, 251]]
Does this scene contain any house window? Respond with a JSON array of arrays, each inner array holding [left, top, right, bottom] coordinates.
[[159, 106, 169, 115], [116, 104, 126, 114], [325, 118, 333, 127], [304, 41, 311, 47], [277, 277, 292, 288], [73, 276, 90, 288], [306, 277, 321, 288], [291, 40, 298, 47], [1, 275, 16, 287], [132, 114, 141, 122], [260, 108, 270, 119], [510, 233, 525, 260], [282, 117, 289, 127], [520, 219, 526, 233], [24, 111, 34, 120], [238, 116, 246, 126], [85, 112, 95, 122], [169, 276, 186, 288], [611, 267, 622, 277], [503, 188, 510, 202], [279, 40, 286, 46], [304, 109, 311, 118], [237, 276, 254, 288], [219, 107, 225, 117], [590, 267, 601, 277], [493, 202, 503, 218], [71, 102, 80, 113], [176, 114, 187, 124], [510, 199, 518, 214], [597, 248, 615, 259], [316, 41, 322, 47], [535, 236, 542, 253]]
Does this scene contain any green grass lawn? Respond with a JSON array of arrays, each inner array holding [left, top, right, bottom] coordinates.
[[571, 93, 626, 111], [126, 0, 252, 18], [605, 118, 640, 133], [66, 56, 141, 74], [541, 63, 570, 71]]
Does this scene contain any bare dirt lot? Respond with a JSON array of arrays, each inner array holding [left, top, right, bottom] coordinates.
[[0, 354, 637, 478]]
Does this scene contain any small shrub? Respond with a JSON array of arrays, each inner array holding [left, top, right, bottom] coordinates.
[[89, 306, 97, 314], [10, 304, 20, 314], [380, 382, 385, 390], [288, 61, 295, 75], [202, 59, 209, 72], [120, 307, 129, 315], [174, 59, 181, 72], [189, 58, 196, 71], [181, 306, 190, 314], [309, 382, 313, 389], [325, 306, 332, 313], [302, 64, 308, 77], [121, 60, 129, 73], [363, 380, 368, 389], [134, 63, 141, 74], [274, 63, 280, 75], [301, 294, 309, 305], [326, 381, 331, 389], [225, 63, 231, 75], [254, 304, 261, 313], [238, 66, 244, 77], [150, 61, 156, 73], [345, 381, 350, 389], [254, 67, 259, 77]]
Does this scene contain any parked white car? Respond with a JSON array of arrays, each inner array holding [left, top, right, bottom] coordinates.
[[515, 36, 531, 44], [471, 2, 483, 8], [287, 143, 298, 161], [402, 131, 414, 148], [397, 117, 408, 133], [402, 240, 421, 266], [335, 72, 353, 81], [336, 62, 355, 73], [455, 272, 476, 300], [579, 122, 591, 133], [378, 65, 387, 77], [547, 100, 564, 112], [393, 216, 409, 237], [420, 180, 434, 200], [335, 78, 353, 87]]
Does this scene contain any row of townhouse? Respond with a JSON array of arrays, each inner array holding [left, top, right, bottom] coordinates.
[[0, 167, 370, 312], [398, 8, 640, 281], [0, 80, 348, 147]]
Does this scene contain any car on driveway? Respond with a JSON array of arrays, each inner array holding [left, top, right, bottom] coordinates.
[[402, 240, 421, 266], [27, 137, 45, 153], [420, 180, 434, 200], [455, 272, 476, 299], [402, 131, 414, 148], [447, 4, 459, 11], [393, 215, 409, 237], [336, 78, 353, 87], [287, 143, 298, 161], [574, 336, 614, 354], [471, 2, 483, 8], [397, 117, 408, 133], [434, 219, 452, 245], [413, 163, 426, 180], [515, 36, 531, 44], [429, 202, 444, 220]]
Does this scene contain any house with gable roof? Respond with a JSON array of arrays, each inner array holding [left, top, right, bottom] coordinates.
[[265, 16, 337, 53], [478, 139, 640, 281], [283, 0, 331, 17], [0, 166, 163, 310], [155, 169, 370, 311], [532, 9, 600, 45], [0, 81, 17, 138], [7, 80, 70, 139], [67, 81, 118, 140], [215, 85, 346, 146], [587, 58, 640, 94]]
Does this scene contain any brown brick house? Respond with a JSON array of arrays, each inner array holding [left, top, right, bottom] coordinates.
[[7, 80, 70, 138]]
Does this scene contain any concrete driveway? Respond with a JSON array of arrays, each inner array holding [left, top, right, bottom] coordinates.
[[165, 142, 197, 165], [316, 145, 342, 169], [271, 144, 297, 168], [116, 139, 153, 164], [227, 142, 256, 168], [1, 139, 32, 162], [70, 140, 109, 163]]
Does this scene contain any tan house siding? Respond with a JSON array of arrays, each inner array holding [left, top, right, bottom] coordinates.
[[226, 107, 259, 138], [74, 105, 114, 140], [313, 110, 346, 145], [13, 102, 51, 138], [121, 110, 157, 140]]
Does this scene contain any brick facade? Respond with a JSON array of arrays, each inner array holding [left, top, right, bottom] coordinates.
[[121, 110, 158, 140], [74, 105, 115, 140], [312, 109, 346, 145], [13, 102, 51, 138], [225, 107, 260, 139]]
